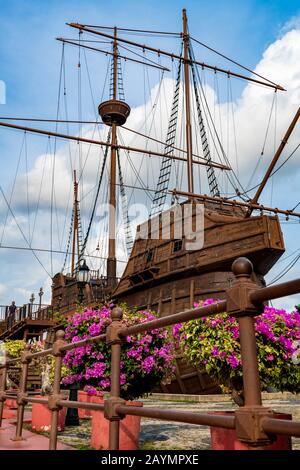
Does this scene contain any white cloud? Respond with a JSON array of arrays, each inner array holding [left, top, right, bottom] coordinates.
[[280, 15, 300, 36], [0, 283, 7, 302]]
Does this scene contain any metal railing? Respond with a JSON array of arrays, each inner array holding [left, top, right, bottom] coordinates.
[[0, 303, 53, 334], [0, 257, 300, 450], [0, 305, 21, 322]]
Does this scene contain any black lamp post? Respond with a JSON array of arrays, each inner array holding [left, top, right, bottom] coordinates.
[[65, 260, 90, 427], [29, 293, 35, 319], [38, 287, 44, 311], [76, 259, 90, 305], [65, 383, 80, 426]]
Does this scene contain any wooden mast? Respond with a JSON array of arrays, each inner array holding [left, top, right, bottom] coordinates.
[[107, 27, 118, 286], [182, 9, 194, 194], [247, 106, 300, 216], [71, 170, 80, 275]]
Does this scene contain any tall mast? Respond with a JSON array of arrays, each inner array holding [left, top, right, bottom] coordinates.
[[182, 9, 194, 193], [107, 26, 118, 285], [71, 170, 80, 275]]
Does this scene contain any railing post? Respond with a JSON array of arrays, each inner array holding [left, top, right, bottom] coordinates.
[[13, 345, 32, 441], [105, 306, 125, 450], [49, 330, 66, 450], [227, 257, 274, 448], [0, 363, 8, 429]]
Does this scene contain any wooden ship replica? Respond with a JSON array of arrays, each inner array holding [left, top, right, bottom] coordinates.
[[1, 9, 300, 394]]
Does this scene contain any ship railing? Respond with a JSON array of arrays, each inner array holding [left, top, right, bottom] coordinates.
[[0, 305, 20, 322], [0, 303, 53, 332], [55, 276, 121, 313], [0, 256, 299, 450]]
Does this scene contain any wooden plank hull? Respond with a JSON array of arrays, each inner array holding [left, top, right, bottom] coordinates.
[[114, 209, 284, 302]]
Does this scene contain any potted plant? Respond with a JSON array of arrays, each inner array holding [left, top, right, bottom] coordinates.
[[173, 299, 300, 450], [30, 344, 68, 433], [2, 340, 25, 411], [2, 338, 68, 429], [62, 305, 175, 449]]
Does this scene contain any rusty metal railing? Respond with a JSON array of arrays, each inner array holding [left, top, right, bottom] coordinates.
[[0, 257, 299, 450]]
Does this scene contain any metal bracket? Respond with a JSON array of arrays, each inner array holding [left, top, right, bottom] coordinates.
[[16, 392, 28, 406], [235, 406, 275, 446], [48, 393, 67, 411], [226, 282, 260, 317], [227, 258, 263, 317], [104, 397, 125, 421], [106, 322, 124, 345]]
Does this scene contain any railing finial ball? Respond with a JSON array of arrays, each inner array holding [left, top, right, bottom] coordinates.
[[55, 329, 65, 340], [232, 257, 253, 277], [111, 306, 123, 321]]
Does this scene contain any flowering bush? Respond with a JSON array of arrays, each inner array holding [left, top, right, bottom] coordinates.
[[2, 339, 45, 361], [173, 299, 300, 394], [62, 306, 175, 400], [2, 340, 26, 359], [1, 339, 68, 393]]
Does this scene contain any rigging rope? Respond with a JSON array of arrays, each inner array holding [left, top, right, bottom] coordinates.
[[50, 43, 65, 276], [24, 131, 31, 241], [150, 48, 182, 215], [117, 149, 134, 256], [190, 36, 280, 88], [30, 137, 50, 245], [190, 45, 244, 196], [246, 91, 277, 190], [268, 252, 300, 285], [189, 46, 220, 197], [62, 207, 74, 272], [79, 129, 111, 263], [228, 142, 300, 203], [0, 184, 51, 278], [0, 133, 25, 246], [229, 77, 239, 179], [59, 49, 74, 253]]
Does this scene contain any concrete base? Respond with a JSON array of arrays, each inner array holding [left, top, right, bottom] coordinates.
[[0, 420, 73, 450]]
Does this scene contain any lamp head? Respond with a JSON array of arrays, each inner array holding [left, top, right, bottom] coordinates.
[[76, 259, 91, 284]]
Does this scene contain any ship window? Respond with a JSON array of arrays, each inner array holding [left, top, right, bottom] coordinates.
[[145, 249, 154, 263], [173, 239, 183, 253]]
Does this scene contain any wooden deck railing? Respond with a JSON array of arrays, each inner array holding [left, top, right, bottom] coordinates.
[[0, 303, 53, 334], [0, 257, 299, 450]]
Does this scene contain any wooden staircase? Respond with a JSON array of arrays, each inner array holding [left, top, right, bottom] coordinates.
[[0, 303, 54, 341]]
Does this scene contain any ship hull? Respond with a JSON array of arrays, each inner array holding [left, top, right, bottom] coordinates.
[[114, 203, 285, 395], [50, 203, 285, 395]]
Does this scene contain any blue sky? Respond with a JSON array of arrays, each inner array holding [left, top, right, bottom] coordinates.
[[1, 0, 300, 309], [1, 0, 300, 114]]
